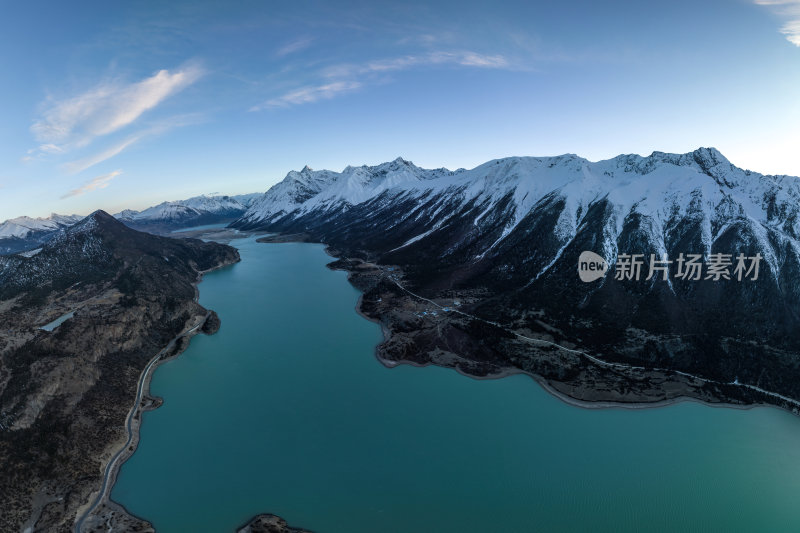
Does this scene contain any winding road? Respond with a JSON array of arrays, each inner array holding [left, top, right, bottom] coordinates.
[[74, 314, 209, 533]]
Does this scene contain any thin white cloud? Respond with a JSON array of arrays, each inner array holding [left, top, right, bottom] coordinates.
[[458, 52, 508, 67], [37, 143, 66, 154], [61, 170, 123, 198], [755, 0, 800, 45], [321, 51, 509, 78], [252, 81, 362, 110], [396, 34, 445, 47], [253, 50, 509, 110], [61, 113, 204, 174], [31, 65, 204, 152], [275, 37, 314, 57], [62, 137, 140, 174]]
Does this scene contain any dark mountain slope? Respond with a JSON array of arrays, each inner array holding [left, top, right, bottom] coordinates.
[[0, 211, 239, 532]]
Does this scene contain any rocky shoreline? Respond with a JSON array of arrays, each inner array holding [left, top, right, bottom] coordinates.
[[236, 514, 313, 533], [255, 234, 800, 417]]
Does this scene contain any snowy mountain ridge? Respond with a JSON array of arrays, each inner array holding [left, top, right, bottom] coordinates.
[[0, 213, 83, 239], [115, 193, 255, 222], [236, 148, 800, 266]]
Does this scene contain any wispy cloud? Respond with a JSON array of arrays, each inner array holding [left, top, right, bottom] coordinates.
[[61, 113, 204, 174], [275, 37, 314, 57], [755, 0, 800, 45], [320, 51, 508, 78], [253, 50, 509, 110], [62, 138, 140, 174], [61, 170, 123, 198], [31, 64, 204, 153], [459, 52, 508, 67], [252, 81, 362, 110]]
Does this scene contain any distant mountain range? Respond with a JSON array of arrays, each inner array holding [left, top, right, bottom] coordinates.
[[233, 148, 800, 409], [114, 192, 261, 231], [0, 193, 261, 254], [0, 213, 84, 254]]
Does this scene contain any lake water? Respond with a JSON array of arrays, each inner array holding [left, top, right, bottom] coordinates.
[[40, 310, 74, 331], [170, 223, 230, 234], [112, 236, 800, 532]]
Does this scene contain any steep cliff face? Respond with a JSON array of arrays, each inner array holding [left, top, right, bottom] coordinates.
[[241, 149, 800, 409], [0, 211, 239, 532]]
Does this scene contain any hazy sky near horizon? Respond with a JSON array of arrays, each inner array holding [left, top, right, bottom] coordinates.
[[2, 0, 800, 219]]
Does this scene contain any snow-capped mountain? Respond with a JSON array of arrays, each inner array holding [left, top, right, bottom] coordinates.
[[119, 202, 204, 223], [233, 148, 800, 404], [231, 193, 263, 208], [0, 214, 83, 239], [235, 149, 800, 290], [114, 193, 257, 232], [179, 194, 248, 216], [237, 158, 454, 227], [0, 213, 84, 255], [236, 150, 800, 257]]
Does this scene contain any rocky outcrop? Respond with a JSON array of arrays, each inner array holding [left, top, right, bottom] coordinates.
[[237, 514, 313, 533]]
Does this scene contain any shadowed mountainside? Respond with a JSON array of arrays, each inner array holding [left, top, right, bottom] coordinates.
[[0, 211, 240, 532]]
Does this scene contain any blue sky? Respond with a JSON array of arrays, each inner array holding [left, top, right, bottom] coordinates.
[[2, 0, 800, 219]]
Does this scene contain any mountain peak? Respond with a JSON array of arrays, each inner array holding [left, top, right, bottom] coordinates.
[[644, 147, 729, 166], [691, 146, 729, 168], [607, 147, 734, 177], [85, 209, 123, 229], [88, 209, 115, 222], [391, 156, 417, 168], [371, 157, 418, 172], [63, 210, 117, 235]]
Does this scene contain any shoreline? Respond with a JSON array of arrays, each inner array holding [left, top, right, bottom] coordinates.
[[73, 257, 239, 533], [310, 241, 796, 418], [370, 352, 767, 414]]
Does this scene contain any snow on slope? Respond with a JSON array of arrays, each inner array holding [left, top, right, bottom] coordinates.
[[0, 214, 83, 239], [235, 148, 800, 269], [240, 157, 461, 225], [114, 194, 256, 223], [179, 194, 246, 214], [232, 193, 263, 208], [130, 202, 204, 222]]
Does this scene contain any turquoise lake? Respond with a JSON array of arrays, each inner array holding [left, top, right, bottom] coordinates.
[[112, 236, 800, 532]]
